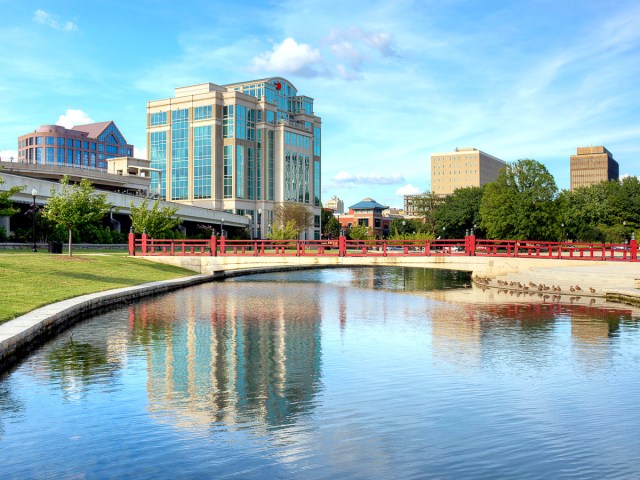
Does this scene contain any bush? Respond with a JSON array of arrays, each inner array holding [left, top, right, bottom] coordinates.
[[0, 225, 7, 242]]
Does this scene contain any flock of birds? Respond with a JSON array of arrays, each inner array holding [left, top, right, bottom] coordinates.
[[472, 275, 598, 303]]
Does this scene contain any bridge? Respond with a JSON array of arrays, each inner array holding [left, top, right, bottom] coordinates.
[[129, 233, 640, 299]]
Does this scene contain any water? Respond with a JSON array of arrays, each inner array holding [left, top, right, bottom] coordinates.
[[1, 267, 640, 479]]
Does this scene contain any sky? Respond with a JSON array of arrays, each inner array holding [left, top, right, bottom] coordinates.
[[1, 0, 639, 210]]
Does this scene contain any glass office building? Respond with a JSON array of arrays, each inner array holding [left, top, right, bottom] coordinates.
[[17, 121, 134, 171], [147, 78, 322, 240]]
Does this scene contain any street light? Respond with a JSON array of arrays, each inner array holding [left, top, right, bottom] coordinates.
[[257, 208, 262, 239], [31, 188, 37, 252], [221, 218, 225, 238]]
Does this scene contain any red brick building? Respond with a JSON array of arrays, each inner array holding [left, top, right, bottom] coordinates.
[[337, 197, 391, 238]]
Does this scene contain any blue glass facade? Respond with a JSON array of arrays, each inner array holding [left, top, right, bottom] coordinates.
[[193, 126, 212, 199], [150, 131, 167, 197], [171, 109, 189, 200]]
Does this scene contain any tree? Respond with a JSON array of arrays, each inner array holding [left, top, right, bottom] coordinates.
[[42, 177, 111, 256], [272, 202, 313, 238], [409, 192, 444, 234], [130, 198, 182, 238], [268, 220, 300, 240], [0, 171, 24, 217], [321, 208, 340, 239], [433, 186, 484, 238], [388, 218, 431, 239], [347, 223, 370, 240], [480, 159, 559, 241]]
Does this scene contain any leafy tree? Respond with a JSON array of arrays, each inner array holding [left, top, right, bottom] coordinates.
[[268, 220, 300, 240], [559, 177, 640, 242], [273, 202, 313, 236], [433, 186, 484, 238], [42, 177, 111, 256], [0, 169, 24, 217], [347, 223, 370, 240], [130, 198, 182, 239], [409, 192, 444, 234], [388, 218, 430, 239], [480, 159, 559, 240], [321, 208, 340, 239]]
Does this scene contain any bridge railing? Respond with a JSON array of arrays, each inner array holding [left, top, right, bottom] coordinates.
[[128, 233, 637, 262]]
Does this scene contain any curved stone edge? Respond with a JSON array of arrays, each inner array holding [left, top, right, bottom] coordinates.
[[0, 273, 220, 373], [0, 264, 345, 374]]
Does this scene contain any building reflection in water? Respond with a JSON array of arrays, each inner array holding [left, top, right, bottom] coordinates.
[[126, 283, 322, 434]]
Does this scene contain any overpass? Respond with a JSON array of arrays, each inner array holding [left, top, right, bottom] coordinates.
[[0, 172, 249, 232]]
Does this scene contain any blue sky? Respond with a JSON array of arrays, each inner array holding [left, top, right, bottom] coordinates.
[[1, 0, 639, 209]]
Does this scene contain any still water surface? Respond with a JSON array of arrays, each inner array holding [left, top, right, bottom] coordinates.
[[1, 267, 640, 479]]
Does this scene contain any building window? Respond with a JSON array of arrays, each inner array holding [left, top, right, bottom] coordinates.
[[193, 126, 211, 199], [223, 105, 234, 138], [194, 106, 212, 121], [171, 109, 189, 200], [236, 105, 247, 140], [247, 147, 254, 200], [223, 145, 233, 198], [150, 112, 167, 126], [236, 145, 245, 198]]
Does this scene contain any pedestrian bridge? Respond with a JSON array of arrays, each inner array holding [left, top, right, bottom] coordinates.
[[130, 234, 638, 281]]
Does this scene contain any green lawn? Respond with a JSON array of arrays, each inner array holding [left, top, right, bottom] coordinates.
[[0, 252, 195, 324]]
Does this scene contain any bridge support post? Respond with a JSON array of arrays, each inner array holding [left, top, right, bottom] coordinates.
[[631, 236, 637, 262], [128, 230, 135, 256], [220, 236, 226, 255], [339, 236, 347, 257], [211, 236, 217, 257], [468, 234, 476, 256], [141, 232, 148, 255]]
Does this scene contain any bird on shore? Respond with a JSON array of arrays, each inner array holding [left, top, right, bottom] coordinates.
[[589, 287, 596, 293], [570, 286, 576, 292], [575, 285, 582, 291]]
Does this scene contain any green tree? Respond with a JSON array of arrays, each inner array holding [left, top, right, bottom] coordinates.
[[480, 159, 559, 240], [273, 202, 313, 236], [321, 208, 340, 239], [42, 177, 111, 256], [130, 198, 182, 238], [388, 218, 430, 239], [347, 223, 370, 240], [268, 220, 300, 240], [410, 192, 444, 234], [0, 169, 24, 217], [433, 186, 484, 238]]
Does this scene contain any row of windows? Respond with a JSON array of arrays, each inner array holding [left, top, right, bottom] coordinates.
[[284, 131, 311, 150], [26, 147, 108, 168], [20, 137, 130, 155]]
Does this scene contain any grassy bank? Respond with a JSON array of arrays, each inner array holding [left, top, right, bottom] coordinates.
[[0, 252, 195, 324]]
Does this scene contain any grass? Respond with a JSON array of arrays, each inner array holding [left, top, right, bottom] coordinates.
[[0, 252, 195, 324]]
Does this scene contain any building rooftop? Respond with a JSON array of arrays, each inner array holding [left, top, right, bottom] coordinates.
[[349, 198, 388, 210]]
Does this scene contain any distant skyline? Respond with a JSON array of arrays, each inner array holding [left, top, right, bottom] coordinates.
[[1, 0, 639, 209]]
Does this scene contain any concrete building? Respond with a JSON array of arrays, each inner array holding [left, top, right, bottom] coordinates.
[[431, 147, 506, 195], [146, 77, 322, 240], [17, 121, 134, 170], [570, 146, 619, 190], [324, 195, 344, 214], [337, 197, 390, 238]]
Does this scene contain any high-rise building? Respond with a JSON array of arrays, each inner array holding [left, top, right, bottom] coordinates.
[[570, 146, 619, 190], [17, 121, 134, 170], [147, 77, 322, 239], [324, 195, 344, 214], [430, 147, 505, 195]]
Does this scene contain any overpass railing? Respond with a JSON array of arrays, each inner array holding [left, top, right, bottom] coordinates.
[[128, 233, 638, 262]]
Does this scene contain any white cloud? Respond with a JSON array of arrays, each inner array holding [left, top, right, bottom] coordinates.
[[251, 38, 325, 77], [395, 184, 421, 196], [56, 109, 94, 128], [33, 9, 78, 32], [135, 147, 148, 160], [0, 150, 18, 162], [333, 171, 405, 185]]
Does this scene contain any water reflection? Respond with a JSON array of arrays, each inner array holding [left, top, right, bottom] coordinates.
[[2, 267, 640, 479], [127, 283, 322, 433]]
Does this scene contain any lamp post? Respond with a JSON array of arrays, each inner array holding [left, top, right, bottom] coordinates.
[[31, 188, 37, 252], [221, 218, 225, 238], [257, 208, 262, 240]]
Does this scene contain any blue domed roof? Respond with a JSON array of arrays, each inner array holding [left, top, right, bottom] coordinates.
[[349, 197, 387, 210]]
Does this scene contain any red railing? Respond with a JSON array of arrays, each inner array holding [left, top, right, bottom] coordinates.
[[128, 233, 638, 262]]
